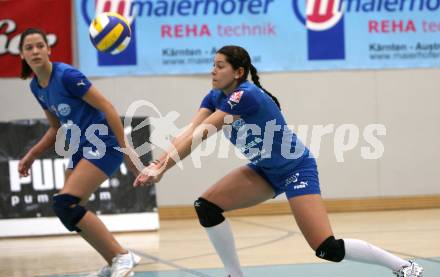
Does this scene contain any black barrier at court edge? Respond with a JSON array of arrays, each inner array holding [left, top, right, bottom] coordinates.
[[0, 117, 156, 219]]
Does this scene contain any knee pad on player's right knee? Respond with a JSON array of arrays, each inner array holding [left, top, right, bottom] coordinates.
[[52, 194, 87, 232], [315, 236, 345, 262], [194, 197, 225, 227]]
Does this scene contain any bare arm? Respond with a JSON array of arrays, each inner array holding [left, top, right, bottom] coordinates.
[[19, 110, 60, 177], [82, 85, 140, 174], [155, 107, 213, 163], [82, 86, 126, 148], [134, 109, 239, 186], [32, 110, 60, 156], [161, 110, 238, 171]]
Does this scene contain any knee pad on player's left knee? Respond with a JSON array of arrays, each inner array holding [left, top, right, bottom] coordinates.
[[194, 197, 225, 228], [52, 194, 87, 232], [315, 236, 345, 262]]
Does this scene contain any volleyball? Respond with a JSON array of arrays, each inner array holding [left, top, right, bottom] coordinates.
[[89, 12, 131, 55]]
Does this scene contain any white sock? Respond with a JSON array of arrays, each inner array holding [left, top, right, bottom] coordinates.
[[344, 239, 410, 271], [205, 220, 244, 277]]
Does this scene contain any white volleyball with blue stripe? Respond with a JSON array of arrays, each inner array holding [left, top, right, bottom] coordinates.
[[89, 12, 131, 55]]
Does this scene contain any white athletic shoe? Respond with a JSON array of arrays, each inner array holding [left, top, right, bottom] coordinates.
[[110, 251, 141, 277], [86, 265, 135, 277], [86, 265, 111, 277], [393, 261, 424, 277]]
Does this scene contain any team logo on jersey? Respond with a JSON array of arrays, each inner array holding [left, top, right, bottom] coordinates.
[[227, 90, 244, 109], [57, 103, 71, 116], [232, 118, 245, 131], [230, 90, 244, 103]]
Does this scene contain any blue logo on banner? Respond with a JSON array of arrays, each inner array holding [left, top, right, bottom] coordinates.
[[292, 0, 345, 60], [74, 0, 440, 76], [81, 0, 137, 66]]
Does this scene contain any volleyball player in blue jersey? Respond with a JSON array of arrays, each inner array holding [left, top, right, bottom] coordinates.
[[18, 28, 140, 277], [134, 45, 423, 277]]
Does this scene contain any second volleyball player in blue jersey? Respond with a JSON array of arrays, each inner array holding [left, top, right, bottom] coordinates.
[[134, 45, 423, 277], [18, 28, 141, 277]]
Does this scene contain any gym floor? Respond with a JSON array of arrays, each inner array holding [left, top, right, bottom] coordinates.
[[2, 209, 439, 277]]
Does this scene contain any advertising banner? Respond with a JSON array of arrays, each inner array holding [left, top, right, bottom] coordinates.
[[0, 118, 157, 237], [75, 0, 440, 76], [0, 0, 72, 77]]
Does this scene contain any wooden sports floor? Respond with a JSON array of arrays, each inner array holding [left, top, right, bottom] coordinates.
[[1, 209, 439, 277]]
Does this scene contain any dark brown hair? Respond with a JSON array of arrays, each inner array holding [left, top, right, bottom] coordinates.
[[217, 45, 281, 109], [19, 28, 49, 79]]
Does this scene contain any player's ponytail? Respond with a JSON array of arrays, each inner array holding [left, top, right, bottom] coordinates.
[[249, 64, 281, 109], [19, 28, 49, 79], [217, 45, 281, 110]]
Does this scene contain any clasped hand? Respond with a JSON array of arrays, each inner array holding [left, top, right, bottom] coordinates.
[[133, 160, 165, 187]]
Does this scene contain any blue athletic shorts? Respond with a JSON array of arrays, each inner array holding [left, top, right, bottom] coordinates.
[[247, 157, 321, 199], [68, 145, 123, 177]]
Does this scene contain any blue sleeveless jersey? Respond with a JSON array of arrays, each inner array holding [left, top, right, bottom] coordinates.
[[200, 81, 310, 174], [30, 62, 118, 149]]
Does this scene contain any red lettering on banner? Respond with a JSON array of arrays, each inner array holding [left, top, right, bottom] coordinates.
[[0, 0, 72, 77], [161, 25, 172, 37], [369, 20, 416, 33], [199, 25, 211, 37], [161, 24, 211, 38]]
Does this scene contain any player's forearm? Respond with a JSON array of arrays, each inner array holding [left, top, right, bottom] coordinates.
[[154, 121, 196, 166], [28, 127, 57, 158], [156, 109, 215, 169], [157, 123, 195, 160], [159, 133, 194, 172], [159, 109, 213, 162], [169, 123, 193, 149], [160, 124, 213, 172], [103, 104, 126, 149]]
